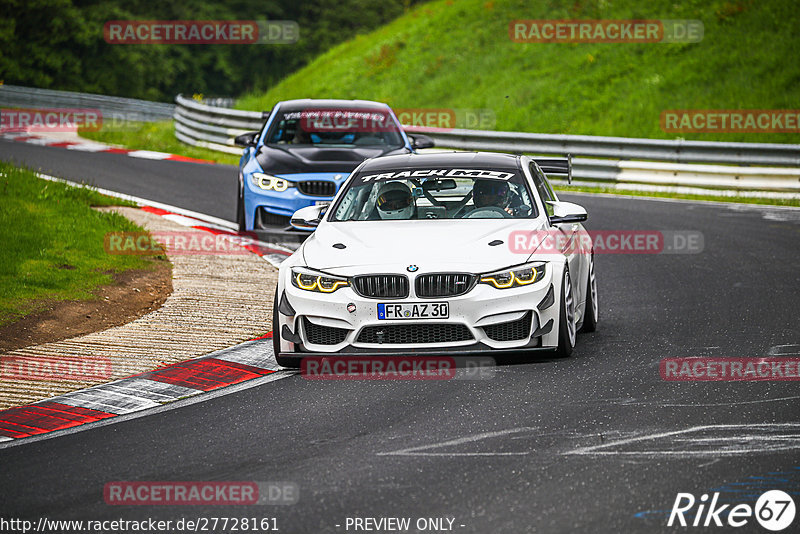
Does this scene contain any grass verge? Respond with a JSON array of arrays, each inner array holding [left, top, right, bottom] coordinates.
[[237, 0, 800, 144], [79, 121, 240, 166], [0, 161, 163, 326]]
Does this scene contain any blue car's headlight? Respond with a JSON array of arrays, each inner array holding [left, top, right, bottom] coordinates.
[[251, 173, 294, 192]]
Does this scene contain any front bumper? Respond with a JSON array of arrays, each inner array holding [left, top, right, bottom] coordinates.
[[275, 270, 561, 356], [243, 172, 344, 230]]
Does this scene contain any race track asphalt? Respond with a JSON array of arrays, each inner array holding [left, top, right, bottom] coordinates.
[[2, 138, 799, 533]]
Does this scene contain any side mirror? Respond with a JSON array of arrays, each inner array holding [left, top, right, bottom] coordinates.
[[408, 134, 435, 150], [547, 201, 587, 224], [290, 204, 327, 230], [234, 131, 259, 147]]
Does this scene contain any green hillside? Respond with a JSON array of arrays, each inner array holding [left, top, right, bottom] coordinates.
[[237, 0, 800, 143]]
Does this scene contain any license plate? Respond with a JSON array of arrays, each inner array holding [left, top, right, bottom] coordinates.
[[377, 302, 449, 320], [314, 200, 331, 206]]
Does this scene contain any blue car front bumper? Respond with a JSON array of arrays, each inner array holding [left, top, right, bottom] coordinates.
[[243, 172, 347, 230]]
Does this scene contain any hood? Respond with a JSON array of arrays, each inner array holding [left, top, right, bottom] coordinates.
[[301, 218, 549, 275], [256, 145, 410, 174]]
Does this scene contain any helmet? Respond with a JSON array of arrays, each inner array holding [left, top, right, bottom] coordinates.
[[292, 126, 312, 144], [376, 181, 414, 220], [473, 179, 510, 208]]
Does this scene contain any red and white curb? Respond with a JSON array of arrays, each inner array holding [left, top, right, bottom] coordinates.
[[33, 171, 298, 267], [1, 131, 215, 164], [0, 173, 300, 446], [0, 336, 285, 445], [138, 205, 295, 267]]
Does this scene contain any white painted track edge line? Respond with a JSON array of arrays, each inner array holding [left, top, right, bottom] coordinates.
[[34, 171, 239, 230], [32, 172, 294, 257]]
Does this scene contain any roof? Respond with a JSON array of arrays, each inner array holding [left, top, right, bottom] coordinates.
[[277, 99, 392, 112], [356, 152, 522, 172]]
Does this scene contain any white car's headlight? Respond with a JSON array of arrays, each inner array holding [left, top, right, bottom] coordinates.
[[251, 172, 293, 192], [291, 267, 349, 293], [479, 262, 547, 289]]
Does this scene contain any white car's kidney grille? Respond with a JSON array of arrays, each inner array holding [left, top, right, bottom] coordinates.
[[353, 275, 409, 299], [303, 317, 349, 345], [357, 323, 473, 344], [415, 273, 475, 298], [482, 312, 532, 342]]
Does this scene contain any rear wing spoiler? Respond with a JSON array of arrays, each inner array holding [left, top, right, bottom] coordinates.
[[532, 155, 572, 184]]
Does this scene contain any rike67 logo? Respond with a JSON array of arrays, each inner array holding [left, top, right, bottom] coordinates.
[[669, 490, 795, 530]]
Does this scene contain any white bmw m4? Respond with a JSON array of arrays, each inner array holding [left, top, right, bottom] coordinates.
[[272, 152, 598, 367]]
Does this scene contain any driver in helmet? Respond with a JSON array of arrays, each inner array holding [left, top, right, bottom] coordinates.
[[376, 181, 415, 220], [473, 179, 516, 215]]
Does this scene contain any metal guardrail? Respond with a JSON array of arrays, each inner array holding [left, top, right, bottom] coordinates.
[[173, 95, 800, 191], [404, 128, 800, 167], [174, 95, 265, 155], [0, 84, 174, 122]]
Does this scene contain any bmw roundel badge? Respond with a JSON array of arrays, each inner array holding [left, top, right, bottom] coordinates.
[[407, 265, 419, 272]]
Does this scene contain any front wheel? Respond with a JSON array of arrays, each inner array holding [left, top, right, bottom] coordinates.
[[236, 176, 247, 232], [273, 289, 301, 368], [554, 267, 576, 358], [580, 255, 598, 333]]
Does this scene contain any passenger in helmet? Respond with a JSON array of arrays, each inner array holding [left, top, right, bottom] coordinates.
[[376, 181, 414, 220]]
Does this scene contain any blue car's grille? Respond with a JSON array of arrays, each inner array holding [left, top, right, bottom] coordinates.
[[298, 180, 336, 197]]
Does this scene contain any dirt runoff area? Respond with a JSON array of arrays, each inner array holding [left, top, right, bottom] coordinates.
[[0, 261, 172, 352]]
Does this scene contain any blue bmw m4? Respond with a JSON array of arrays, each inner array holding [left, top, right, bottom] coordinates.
[[234, 99, 434, 232]]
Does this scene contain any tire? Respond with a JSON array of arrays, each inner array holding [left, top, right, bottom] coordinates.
[[273, 289, 301, 368], [236, 176, 247, 232], [554, 267, 576, 358], [580, 255, 598, 333]]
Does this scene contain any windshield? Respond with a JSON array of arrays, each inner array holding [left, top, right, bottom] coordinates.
[[264, 108, 405, 148], [330, 168, 537, 221]]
